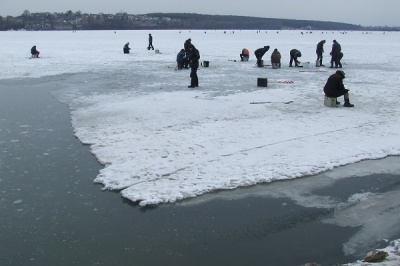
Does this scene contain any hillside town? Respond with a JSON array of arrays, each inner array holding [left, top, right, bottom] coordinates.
[[1, 10, 399, 31], [0, 10, 179, 31]]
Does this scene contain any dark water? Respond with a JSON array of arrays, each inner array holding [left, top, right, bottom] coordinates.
[[0, 75, 398, 266]]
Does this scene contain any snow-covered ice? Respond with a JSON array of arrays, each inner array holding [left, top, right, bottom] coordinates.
[[2, 30, 400, 206]]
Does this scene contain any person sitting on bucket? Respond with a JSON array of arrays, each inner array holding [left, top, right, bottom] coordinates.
[[289, 49, 302, 67], [240, 48, 249, 61], [254, 46, 270, 67], [31, 45, 40, 58], [123, 42, 131, 54], [270, 48, 281, 68], [323, 70, 354, 107]]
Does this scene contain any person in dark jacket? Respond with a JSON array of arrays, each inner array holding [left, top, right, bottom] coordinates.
[[254, 46, 270, 67], [147, 34, 154, 50], [123, 42, 131, 54], [240, 48, 249, 61], [270, 48, 281, 68], [184, 38, 192, 52], [187, 44, 200, 88], [330, 40, 342, 68], [31, 45, 40, 58], [289, 49, 302, 67], [316, 40, 325, 67], [323, 70, 354, 107], [176, 49, 188, 70]]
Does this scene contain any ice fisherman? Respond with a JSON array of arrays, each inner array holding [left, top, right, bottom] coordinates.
[[323, 70, 354, 107], [123, 42, 131, 54], [240, 48, 249, 61], [176, 49, 188, 69], [31, 45, 40, 58], [289, 49, 302, 67], [270, 48, 281, 68], [187, 44, 200, 88], [184, 38, 192, 52], [254, 46, 270, 67], [316, 40, 326, 67], [147, 34, 154, 50], [330, 40, 343, 68]]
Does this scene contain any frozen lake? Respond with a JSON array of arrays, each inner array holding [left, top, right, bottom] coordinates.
[[1, 29, 400, 265]]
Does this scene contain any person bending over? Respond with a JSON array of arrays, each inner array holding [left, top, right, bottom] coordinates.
[[254, 46, 270, 67]]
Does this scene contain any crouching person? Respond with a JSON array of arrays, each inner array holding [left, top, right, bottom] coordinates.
[[31, 45, 40, 58], [240, 48, 249, 61], [176, 49, 187, 70], [323, 70, 354, 107], [270, 48, 281, 68]]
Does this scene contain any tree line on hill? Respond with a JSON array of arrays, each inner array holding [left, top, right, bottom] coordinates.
[[1, 11, 398, 31]]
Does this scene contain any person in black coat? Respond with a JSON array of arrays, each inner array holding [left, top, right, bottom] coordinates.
[[31, 45, 40, 58], [187, 44, 200, 88], [254, 46, 270, 67], [289, 49, 302, 67], [323, 70, 354, 107], [176, 49, 188, 70], [123, 42, 131, 54], [330, 40, 342, 68], [316, 40, 325, 67], [147, 34, 154, 50], [184, 38, 192, 52]]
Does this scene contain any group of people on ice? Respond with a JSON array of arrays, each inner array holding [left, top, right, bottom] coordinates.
[[30, 35, 352, 107], [238, 39, 352, 107], [244, 39, 343, 69]]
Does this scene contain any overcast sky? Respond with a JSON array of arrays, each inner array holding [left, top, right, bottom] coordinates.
[[1, 0, 399, 27]]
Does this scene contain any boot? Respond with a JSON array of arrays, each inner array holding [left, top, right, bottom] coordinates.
[[343, 99, 354, 107], [329, 62, 334, 68]]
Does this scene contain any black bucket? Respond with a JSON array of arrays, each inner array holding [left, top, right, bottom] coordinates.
[[203, 61, 209, 67], [257, 78, 268, 87]]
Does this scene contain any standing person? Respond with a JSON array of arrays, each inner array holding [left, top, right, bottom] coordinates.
[[147, 34, 154, 50], [240, 48, 249, 61], [270, 48, 281, 68], [330, 40, 342, 68], [31, 45, 40, 58], [323, 70, 354, 107], [254, 46, 270, 67], [123, 42, 131, 54], [176, 49, 188, 70], [289, 49, 302, 67], [316, 40, 326, 67], [187, 44, 200, 88], [184, 38, 192, 52]]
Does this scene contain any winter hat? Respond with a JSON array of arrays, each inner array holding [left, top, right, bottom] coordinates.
[[336, 70, 345, 79], [264, 46, 270, 49]]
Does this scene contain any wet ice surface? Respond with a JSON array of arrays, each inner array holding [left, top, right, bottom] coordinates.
[[1, 30, 400, 265]]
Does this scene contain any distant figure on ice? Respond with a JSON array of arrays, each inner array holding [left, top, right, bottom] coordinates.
[[176, 49, 188, 69], [31, 45, 40, 58], [240, 48, 249, 61], [316, 40, 325, 67], [270, 48, 281, 68], [289, 49, 302, 67], [187, 44, 200, 88], [323, 70, 354, 107], [254, 46, 270, 67], [123, 42, 131, 54], [330, 40, 343, 68], [147, 34, 154, 50]]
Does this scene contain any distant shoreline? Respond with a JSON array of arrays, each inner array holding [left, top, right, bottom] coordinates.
[[2, 12, 399, 32]]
